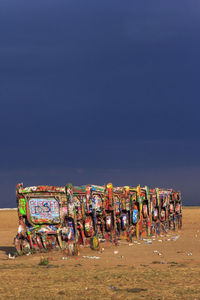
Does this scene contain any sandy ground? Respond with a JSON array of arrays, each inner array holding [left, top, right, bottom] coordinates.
[[0, 207, 200, 299]]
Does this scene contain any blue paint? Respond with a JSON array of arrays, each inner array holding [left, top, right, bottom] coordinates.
[[29, 198, 60, 223], [133, 209, 138, 224]]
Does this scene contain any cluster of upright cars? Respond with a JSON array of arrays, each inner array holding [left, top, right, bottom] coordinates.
[[14, 183, 182, 255]]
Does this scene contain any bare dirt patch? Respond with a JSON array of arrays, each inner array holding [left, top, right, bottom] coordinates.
[[0, 207, 200, 299]]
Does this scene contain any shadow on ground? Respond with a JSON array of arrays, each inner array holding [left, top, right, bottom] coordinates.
[[0, 246, 16, 255]]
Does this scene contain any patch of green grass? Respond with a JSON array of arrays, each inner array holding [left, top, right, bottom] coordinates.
[[38, 257, 49, 266]]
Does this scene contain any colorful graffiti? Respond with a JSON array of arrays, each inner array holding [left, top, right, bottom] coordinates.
[[28, 198, 60, 224], [14, 183, 182, 255]]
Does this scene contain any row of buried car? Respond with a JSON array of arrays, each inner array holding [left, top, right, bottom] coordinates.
[[14, 183, 182, 255]]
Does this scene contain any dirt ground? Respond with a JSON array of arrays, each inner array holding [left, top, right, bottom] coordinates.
[[0, 207, 200, 299]]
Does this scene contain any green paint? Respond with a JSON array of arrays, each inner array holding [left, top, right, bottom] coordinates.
[[145, 186, 149, 201], [19, 198, 26, 215]]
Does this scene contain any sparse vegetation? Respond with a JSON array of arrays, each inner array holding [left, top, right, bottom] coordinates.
[[38, 257, 49, 266]]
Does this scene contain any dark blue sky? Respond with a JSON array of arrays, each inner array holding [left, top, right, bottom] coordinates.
[[0, 0, 200, 207]]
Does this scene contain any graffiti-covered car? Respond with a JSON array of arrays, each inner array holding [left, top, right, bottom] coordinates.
[[14, 182, 182, 256], [14, 183, 78, 255]]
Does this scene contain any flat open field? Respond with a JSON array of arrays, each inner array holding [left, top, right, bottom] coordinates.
[[0, 208, 200, 299]]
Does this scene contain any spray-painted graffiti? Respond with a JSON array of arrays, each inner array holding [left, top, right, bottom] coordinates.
[[19, 198, 26, 215], [14, 183, 182, 256], [29, 198, 60, 223]]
